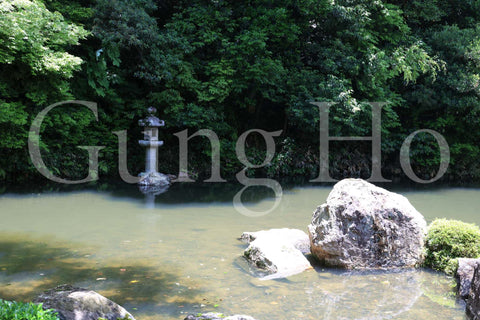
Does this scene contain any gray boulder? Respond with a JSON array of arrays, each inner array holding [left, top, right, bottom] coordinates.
[[241, 228, 312, 280], [34, 285, 135, 320], [467, 262, 480, 319], [308, 179, 427, 269], [457, 258, 480, 299], [185, 313, 257, 320]]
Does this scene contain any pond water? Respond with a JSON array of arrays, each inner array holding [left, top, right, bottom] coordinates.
[[0, 183, 479, 320]]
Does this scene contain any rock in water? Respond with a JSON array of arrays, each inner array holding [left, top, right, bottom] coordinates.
[[308, 179, 427, 269], [34, 285, 135, 320], [468, 262, 480, 319], [457, 258, 480, 299], [138, 171, 170, 186], [240, 228, 311, 254], [241, 228, 312, 280]]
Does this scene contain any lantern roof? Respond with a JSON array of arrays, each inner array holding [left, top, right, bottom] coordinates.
[[138, 107, 165, 127]]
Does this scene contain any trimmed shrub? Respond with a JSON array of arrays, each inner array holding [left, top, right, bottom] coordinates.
[[0, 299, 60, 320], [424, 218, 480, 274]]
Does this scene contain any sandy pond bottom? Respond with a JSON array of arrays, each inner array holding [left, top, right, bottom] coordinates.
[[1, 185, 479, 320]]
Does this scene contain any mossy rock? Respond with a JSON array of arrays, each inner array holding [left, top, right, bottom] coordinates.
[[424, 219, 480, 275]]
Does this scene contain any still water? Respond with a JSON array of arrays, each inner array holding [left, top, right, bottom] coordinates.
[[0, 183, 478, 320]]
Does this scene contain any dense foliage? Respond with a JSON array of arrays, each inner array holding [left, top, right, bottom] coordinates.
[[424, 219, 480, 275], [0, 299, 60, 320], [0, 0, 479, 184]]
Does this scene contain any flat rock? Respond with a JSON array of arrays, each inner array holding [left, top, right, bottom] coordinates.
[[308, 179, 427, 269], [457, 258, 480, 299], [241, 228, 312, 280], [240, 228, 310, 254], [34, 285, 135, 320], [185, 313, 257, 320]]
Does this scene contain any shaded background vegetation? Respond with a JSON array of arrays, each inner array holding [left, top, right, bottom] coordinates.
[[1, 0, 479, 184]]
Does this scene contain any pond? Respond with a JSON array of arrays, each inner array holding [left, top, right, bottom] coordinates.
[[0, 182, 478, 320]]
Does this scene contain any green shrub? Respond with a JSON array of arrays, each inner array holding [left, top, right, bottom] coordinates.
[[424, 219, 480, 274], [0, 299, 60, 320]]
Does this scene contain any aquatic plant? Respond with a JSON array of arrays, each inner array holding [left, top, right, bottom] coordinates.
[[0, 299, 60, 320]]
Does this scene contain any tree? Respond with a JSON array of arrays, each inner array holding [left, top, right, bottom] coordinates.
[[392, 0, 480, 181], [2, 0, 478, 183], [0, 0, 88, 180], [151, 0, 442, 178]]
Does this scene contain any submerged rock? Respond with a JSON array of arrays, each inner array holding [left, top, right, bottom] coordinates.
[[34, 285, 135, 320], [241, 228, 312, 280], [457, 258, 480, 299], [305, 269, 425, 319], [308, 179, 427, 269], [184, 313, 257, 320]]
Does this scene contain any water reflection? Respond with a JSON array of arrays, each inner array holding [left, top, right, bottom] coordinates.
[[308, 269, 423, 319], [139, 184, 170, 208], [0, 235, 207, 318], [0, 179, 306, 206]]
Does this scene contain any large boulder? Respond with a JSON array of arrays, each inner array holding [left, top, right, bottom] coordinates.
[[241, 228, 312, 280], [185, 313, 257, 320], [467, 262, 480, 319], [457, 258, 480, 299], [308, 179, 427, 269], [34, 285, 135, 320]]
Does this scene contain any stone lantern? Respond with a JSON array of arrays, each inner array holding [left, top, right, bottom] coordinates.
[[138, 107, 170, 187]]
